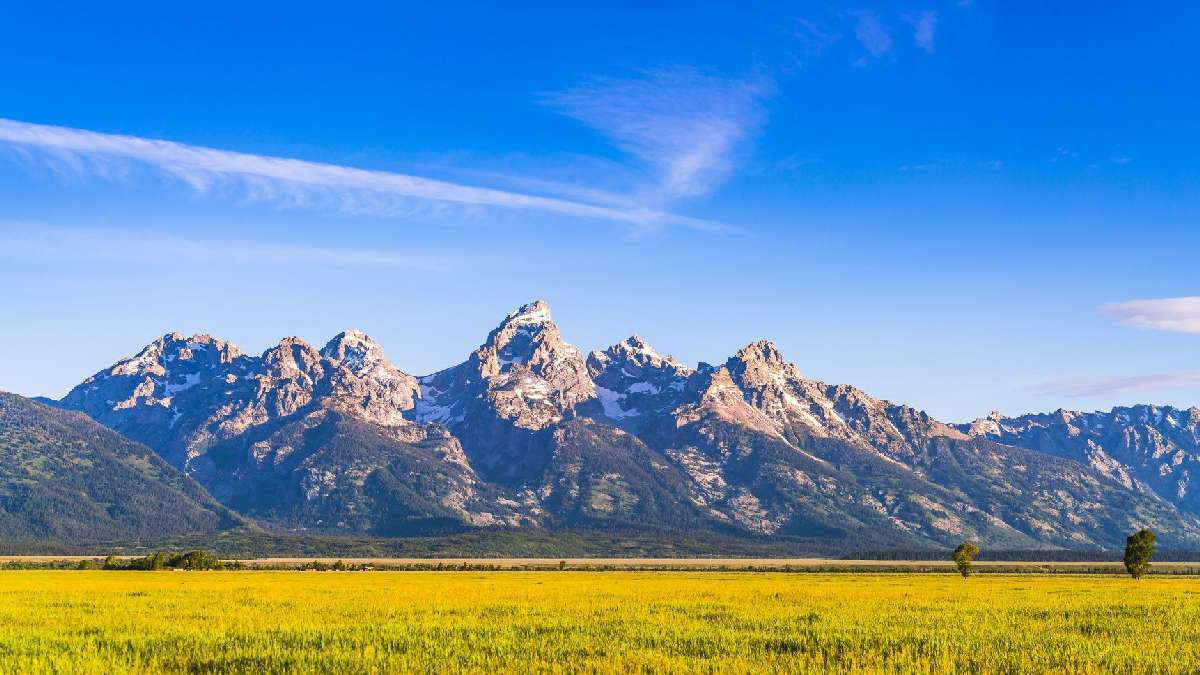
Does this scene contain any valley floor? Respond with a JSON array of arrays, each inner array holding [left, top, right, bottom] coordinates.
[[1, 571, 1198, 672]]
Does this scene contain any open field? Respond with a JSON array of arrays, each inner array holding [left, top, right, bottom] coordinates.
[[1, 571, 1199, 672]]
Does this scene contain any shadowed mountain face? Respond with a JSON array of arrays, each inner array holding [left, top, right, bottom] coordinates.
[[51, 301, 1200, 549], [0, 392, 243, 542], [962, 407, 1200, 515]]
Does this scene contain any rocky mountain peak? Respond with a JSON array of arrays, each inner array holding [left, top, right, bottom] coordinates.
[[718, 341, 952, 457], [111, 332, 227, 377], [64, 332, 249, 413], [475, 301, 589, 391], [673, 365, 786, 440], [966, 411, 1006, 437], [587, 335, 692, 424], [603, 334, 690, 372], [504, 299, 553, 327], [320, 329, 418, 424], [170, 333, 244, 365], [414, 301, 594, 432], [475, 301, 577, 374], [321, 330, 387, 374], [733, 340, 787, 370], [727, 340, 803, 394], [262, 337, 323, 379], [617, 333, 657, 356]]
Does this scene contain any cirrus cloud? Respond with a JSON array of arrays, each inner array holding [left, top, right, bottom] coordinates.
[[543, 67, 774, 202], [902, 11, 938, 53], [1101, 296, 1200, 334], [0, 225, 466, 272], [850, 10, 893, 58], [1030, 370, 1200, 397], [0, 118, 727, 232]]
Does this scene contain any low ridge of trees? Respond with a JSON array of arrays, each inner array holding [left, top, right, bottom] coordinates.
[[1124, 529, 1156, 579], [953, 543, 980, 577], [78, 550, 228, 571]]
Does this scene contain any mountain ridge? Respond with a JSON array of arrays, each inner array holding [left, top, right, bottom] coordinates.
[[43, 300, 1200, 550]]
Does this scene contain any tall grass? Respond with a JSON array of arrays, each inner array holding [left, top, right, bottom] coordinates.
[[0, 571, 1196, 673]]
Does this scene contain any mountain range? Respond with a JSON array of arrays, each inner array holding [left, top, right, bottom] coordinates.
[[10, 300, 1200, 550]]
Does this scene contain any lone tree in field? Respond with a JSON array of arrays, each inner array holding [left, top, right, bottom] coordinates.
[[1124, 529, 1156, 579], [953, 543, 980, 577]]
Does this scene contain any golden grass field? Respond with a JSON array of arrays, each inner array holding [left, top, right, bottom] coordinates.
[[0, 571, 1198, 673]]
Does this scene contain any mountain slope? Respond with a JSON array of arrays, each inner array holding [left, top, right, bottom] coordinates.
[[0, 392, 242, 542], [587, 336, 1200, 549], [964, 406, 1200, 514]]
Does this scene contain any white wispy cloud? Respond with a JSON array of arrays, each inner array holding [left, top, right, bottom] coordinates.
[[0, 226, 463, 272], [0, 118, 725, 232], [902, 11, 938, 53], [1031, 370, 1200, 397], [850, 11, 893, 58], [1101, 296, 1200, 334], [795, 19, 841, 57], [543, 67, 773, 202]]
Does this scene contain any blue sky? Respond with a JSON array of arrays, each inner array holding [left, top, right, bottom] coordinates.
[[2, 1, 1198, 421]]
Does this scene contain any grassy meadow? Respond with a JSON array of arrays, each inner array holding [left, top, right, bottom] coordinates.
[[0, 571, 1198, 673]]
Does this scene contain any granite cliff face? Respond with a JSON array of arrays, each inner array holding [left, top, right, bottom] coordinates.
[[53, 300, 1200, 549]]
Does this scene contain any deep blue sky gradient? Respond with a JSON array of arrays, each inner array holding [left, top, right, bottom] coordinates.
[[1, 1, 1197, 420]]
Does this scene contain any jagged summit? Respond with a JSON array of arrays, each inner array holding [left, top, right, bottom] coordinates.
[[734, 339, 786, 367], [587, 333, 693, 425], [617, 334, 658, 357], [104, 332, 244, 378], [483, 303, 574, 365], [503, 299, 553, 327], [413, 300, 593, 441], [321, 329, 389, 372], [600, 334, 690, 372]]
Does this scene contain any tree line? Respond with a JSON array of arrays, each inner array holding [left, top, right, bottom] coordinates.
[[75, 550, 229, 571], [953, 529, 1157, 578]]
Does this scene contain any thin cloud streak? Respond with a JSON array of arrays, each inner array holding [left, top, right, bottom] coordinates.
[[902, 11, 937, 53], [0, 226, 464, 272], [0, 118, 727, 232], [1102, 296, 1200, 334], [1031, 370, 1200, 397], [544, 67, 773, 202], [851, 11, 893, 58]]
